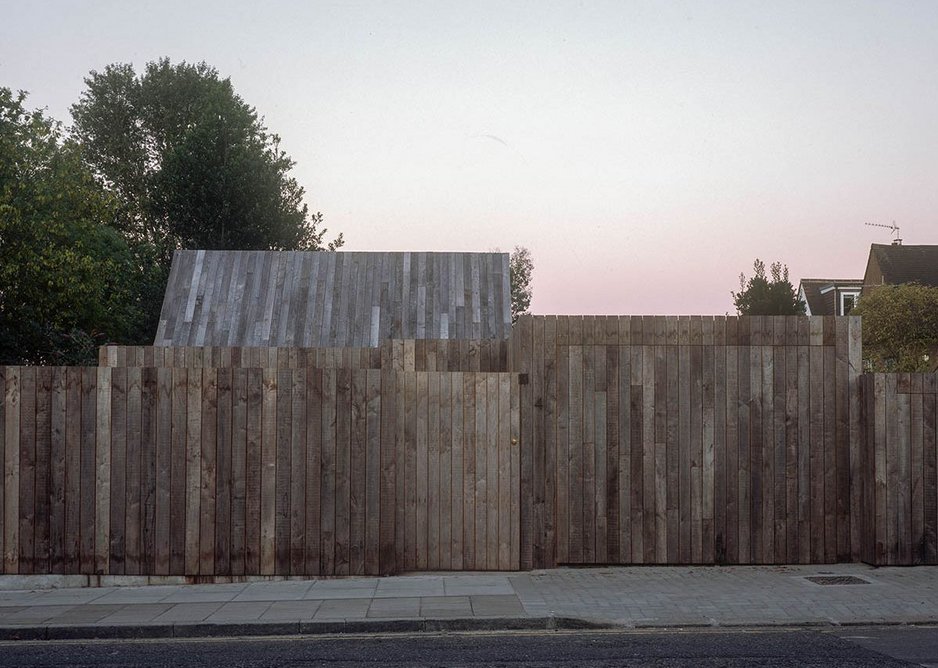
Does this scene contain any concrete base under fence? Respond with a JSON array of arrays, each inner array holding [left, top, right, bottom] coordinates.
[[0, 574, 322, 591]]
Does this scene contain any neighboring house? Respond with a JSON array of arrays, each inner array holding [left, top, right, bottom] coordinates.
[[153, 250, 512, 347], [861, 242, 938, 296], [797, 278, 863, 316], [859, 242, 938, 372]]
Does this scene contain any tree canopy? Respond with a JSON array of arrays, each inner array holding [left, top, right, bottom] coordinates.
[[0, 88, 152, 364], [852, 283, 938, 372], [732, 259, 805, 316], [71, 58, 341, 261], [2, 58, 341, 362], [509, 246, 534, 323]]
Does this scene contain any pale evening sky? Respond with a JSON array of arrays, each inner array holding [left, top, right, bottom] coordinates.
[[2, 1, 937, 315]]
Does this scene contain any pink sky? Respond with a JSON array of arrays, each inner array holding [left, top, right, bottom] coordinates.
[[4, 1, 937, 315]]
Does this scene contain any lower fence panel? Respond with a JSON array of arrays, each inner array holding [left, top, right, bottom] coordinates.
[[861, 373, 938, 565], [0, 367, 520, 577]]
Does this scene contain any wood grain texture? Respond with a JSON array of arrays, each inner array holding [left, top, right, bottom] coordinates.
[[185, 369, 202, 574], [153, 251, 511, 347], [50, 368, 67, 574], [861, 373, 938, 565], [508, 315, 862, 569], [124, 368, 141, 575]]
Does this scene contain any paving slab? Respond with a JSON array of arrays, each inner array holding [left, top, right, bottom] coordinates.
[[312, 598, 371, 620], [366, 597, 421, 618], [470, 594, 526, 617], [374, 580, 445, 598], [420, 596, 473, 617], [40, 604, 127, 625], [261, 600, 322, 621], [312, 578, 377, 590], [232, 582, 314, 602], [160, 589, 244, 604], [0, 592, 46, 607], [305, 579, 377, 600], [27, 589, 113, 606], [152, 603, 224, 623], [91, 588, 175, 605], [98, 603, 173, 624], [1, 606, 79, 625], [304, 587, 376, 600], [206, 601, 273, 622]]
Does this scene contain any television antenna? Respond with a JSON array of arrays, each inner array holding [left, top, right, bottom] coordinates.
[[865, 221, 902, 245]]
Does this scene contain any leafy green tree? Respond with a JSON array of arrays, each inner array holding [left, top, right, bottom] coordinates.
[[0, 89, 152, 364], [71, 58, 342, 260], [852, 283, 938, 371], [509, 245, 534, 323], [732, 259, 805, 316]]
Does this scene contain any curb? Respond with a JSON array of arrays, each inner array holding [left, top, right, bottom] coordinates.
[[2, 616, 936, 642], [0, 616, 611, 642]]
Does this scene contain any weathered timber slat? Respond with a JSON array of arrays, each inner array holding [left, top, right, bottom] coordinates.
[[860, 373, 938, 565], [153, 251, 511, 347], [510, 315, 866, 568]]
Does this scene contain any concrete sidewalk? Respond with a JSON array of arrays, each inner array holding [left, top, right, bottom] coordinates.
[[0, 564, 935, 640]]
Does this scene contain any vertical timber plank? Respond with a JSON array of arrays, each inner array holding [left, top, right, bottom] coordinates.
[[200, 368, 218, 575], [231, 369, 248, 575], [124, 368, 141, 575], [170, 368, 187, 574], [185, 369, 202, 574]]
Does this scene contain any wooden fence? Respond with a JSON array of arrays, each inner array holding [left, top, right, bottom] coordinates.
[[860, 373, 938, 565], [7, 319, 938, 575], [511, 315, 863, 568], [0, 366, 518, 576], [100, 339, 509, 373]]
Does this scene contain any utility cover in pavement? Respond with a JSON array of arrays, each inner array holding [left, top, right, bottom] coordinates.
[[805, 575, 870, 585]]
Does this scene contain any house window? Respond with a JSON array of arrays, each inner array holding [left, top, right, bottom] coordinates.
[[840, 291, 859, 315]]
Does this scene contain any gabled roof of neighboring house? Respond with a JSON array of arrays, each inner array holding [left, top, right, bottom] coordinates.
[[153, 250, 511, 347], [863, 243, 938, 290], [797, 278, 863, 316]]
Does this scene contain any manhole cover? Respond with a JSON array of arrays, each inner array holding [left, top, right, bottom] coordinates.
[[805, 575, 869, 585]]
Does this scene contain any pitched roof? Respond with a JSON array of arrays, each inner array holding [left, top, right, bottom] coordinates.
[[866, 244, 938, 288], [798, 278, 863, 316], [154, 250, 511, 347]]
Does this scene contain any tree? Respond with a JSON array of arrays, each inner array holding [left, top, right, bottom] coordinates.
[[509, 246, 534, 323], [732, 259, 805, 316], [0, 89, 152, 364], [852, 283, 938, 371], [70, 58, 342, 260]]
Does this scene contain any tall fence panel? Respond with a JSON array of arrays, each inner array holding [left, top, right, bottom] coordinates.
[[860, 373, 938, 565], [512, 315, 864, 568], [0, 366, 521, 576]]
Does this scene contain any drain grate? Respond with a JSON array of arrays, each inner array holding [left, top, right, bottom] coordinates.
[[805, 575, 870, 586]]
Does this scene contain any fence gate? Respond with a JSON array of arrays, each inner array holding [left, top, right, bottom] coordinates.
[[391, 371, 520, 571]]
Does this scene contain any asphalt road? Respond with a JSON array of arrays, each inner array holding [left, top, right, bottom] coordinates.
[[0, 627, 935, 667]]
